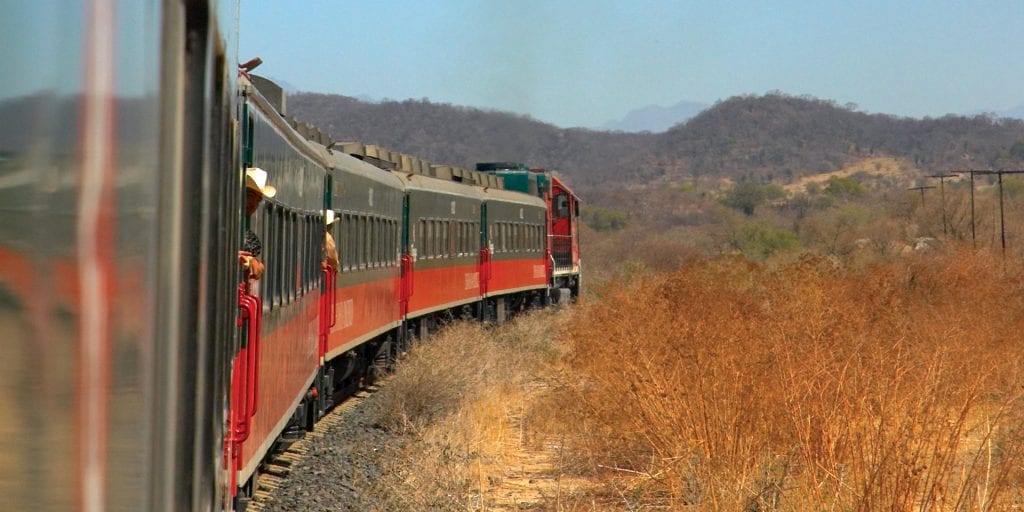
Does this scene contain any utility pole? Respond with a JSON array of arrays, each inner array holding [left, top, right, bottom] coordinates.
[[955, 169, 993, 248], [964, 169, 1024, 255], [908, 185, 936, 208], [927, 174, 957, 237]]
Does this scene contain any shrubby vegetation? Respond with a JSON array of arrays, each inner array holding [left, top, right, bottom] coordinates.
[[548, 250, 1024, 510], [580, 205, 628, 232], [720, 180, 786, 216]]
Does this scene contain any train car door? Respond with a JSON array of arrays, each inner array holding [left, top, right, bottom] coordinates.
[[478, 202, 491, 298]]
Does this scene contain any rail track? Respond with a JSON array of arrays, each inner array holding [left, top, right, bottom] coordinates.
[[246, 384, 383, 511]]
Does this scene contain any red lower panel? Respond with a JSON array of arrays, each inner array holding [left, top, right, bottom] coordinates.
[[326, 277, 401, 357], [408, 263, 481, 316], [238, 294, 319, 479], [487, 257, 547, 295]]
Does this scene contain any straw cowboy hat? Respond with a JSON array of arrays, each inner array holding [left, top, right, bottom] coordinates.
[[323, 209, 339, 227], [245, 167, 276, 198]]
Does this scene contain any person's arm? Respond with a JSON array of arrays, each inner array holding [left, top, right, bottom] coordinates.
[[324, 233, 340, 270], [239, 250, 266, 280]]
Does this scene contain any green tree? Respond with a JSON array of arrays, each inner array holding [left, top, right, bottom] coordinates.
[[721, 181, 786, 216], [581, 205, 629, 232], [735, 220, 801, 259], [823, 175, 865, 198]]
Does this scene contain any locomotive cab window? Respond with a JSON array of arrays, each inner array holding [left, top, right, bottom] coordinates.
[[556, 194, 569, 219]]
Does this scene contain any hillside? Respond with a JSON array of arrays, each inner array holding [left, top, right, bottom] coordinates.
[[285, 93, 656, 186], [287, 91, 1024, 193]]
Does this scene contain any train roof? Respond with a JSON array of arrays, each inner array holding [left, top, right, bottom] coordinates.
[[398, 171, 546, 209], [245, 75, 557, 208]]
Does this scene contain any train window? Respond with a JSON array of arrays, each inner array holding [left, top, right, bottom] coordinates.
[[437, 220, 444, 258], [292, 211, 299, 300], [384, 220, 391, 266], [298, 215, 306, 294], [424, 220, 431, 259], [353, 214, 361, 269], [258, 203, 271, 309], [440, 220, 448, 259], [345, 213, 355, 271], [378, 217, 385, 266], [302, 216, 308, 291], [367, 216, 375, 267], [458, 222, 465, 256], [436, 220, 443, 259], [284, 210, 291, 304], [447, 220, 453, 258], [348, 214, 355, 270], [356, 215, 364, 269], [432, 220, 440, 258], [411, 220, 418, 257], [390, 220, 397, 265], [354, 214, 361, 269], [373, 217, 381, 267], [556, 194, 569, 219], [280, 207, 287, 304], [453, 221, 459, 257], [276, 206, 286, 307], [266, 203, 276, 308], [281, 208, 290, 305], [285, 212, 292, 302], [363, 215, 371, 268], [424, 220, 432, 259], [417, 220, 423, 258], [308, 216, 314, 289], [367, 216, 375, 268]]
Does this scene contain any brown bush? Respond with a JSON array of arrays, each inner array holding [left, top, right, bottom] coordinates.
[[366, 312, 566, 510], [552, 247, 1024, 510]]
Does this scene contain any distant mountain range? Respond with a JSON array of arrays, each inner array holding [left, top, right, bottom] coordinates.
[[599, 100, 708, 133], [283, 91, 1024, 193], [985, 104, 1024, 120]]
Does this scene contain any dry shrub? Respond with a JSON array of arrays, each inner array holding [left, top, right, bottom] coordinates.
[[366, 312, 565, 510], [553, 247, 1024, 510]]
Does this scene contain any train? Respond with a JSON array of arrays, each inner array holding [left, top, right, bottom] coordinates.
[[0, 2, 580, 511]]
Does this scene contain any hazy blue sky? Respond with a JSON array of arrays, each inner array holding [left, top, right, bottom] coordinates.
[[240, 0, 1024, 129]]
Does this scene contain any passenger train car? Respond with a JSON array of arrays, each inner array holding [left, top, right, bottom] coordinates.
[[0, 2, 582, 511]]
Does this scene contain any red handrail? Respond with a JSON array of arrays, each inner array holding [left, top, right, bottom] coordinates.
[[250, 291, 262, 415], [329, 268, 337, 327]]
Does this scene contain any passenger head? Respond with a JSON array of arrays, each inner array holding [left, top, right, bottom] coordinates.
[[323, 209, 338, 231], [244, 167, 276, 216]]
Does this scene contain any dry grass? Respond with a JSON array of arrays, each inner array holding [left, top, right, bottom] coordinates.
[[365, 312, 568, 511], [548, 247, 1024, 510]]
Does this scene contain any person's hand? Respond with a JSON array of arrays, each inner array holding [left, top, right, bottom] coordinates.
[[238, 250, 253, 266], [247, 257, 265, 280]]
